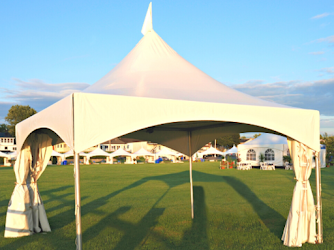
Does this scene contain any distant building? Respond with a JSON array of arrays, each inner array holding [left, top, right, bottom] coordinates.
[[0, 132, 16, 152], [100, 138, 148, 153]]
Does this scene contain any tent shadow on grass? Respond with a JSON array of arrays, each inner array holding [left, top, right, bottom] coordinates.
[[222, 176, 286, 239], [2, 170, 285, 249]]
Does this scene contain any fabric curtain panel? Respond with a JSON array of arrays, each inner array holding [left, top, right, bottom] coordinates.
[[281, 139, 316, 247], [5, 133, 53, 238]]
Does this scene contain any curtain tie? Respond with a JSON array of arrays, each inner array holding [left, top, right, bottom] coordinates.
[[15, 182, 37, 185]]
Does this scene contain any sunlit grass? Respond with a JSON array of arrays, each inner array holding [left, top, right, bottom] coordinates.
[[1, 163, 333, 249]]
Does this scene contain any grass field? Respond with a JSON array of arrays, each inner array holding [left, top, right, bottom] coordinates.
[[1, 162, 334, 249]]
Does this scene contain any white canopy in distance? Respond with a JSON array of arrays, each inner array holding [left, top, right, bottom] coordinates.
[[132, 147, 155, 157], [110, 148, 133, 157], [223, 145, 238, 155], [201, 147, 224, 156]]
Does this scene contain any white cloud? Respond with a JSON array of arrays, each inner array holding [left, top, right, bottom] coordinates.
[[232, 78, 334, 116], [316, 35, 334, 44], [319, 67, 334, 74], [1, 79, 90, 115], [311, 13, 330, 19], [309, 51, 324, 55], [320, 118, 334, 135]]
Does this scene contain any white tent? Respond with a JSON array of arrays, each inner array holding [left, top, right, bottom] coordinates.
[[63, 149, 88, 158], [132, 147, 155, 157], [155, 147, 179, 162], [223, 145, 238, 156], [110, 147, 133, 164], [237, 133, 289, 166], [51, 150, 64, 157], [6, 151, 17, 159], [85, 147, 112, 164], [201, 146, 224, 156], [50, 150, 65, 164], [131, 147, 155, 163], [5, 3, 322, 248], [110, 148, 133, 157], [155, 147, 177, 157], [320, 144, 326, 168], [0, 152, 10, 166], [0, 151, 8, 158]]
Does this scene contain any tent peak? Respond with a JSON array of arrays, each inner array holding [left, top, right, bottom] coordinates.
[[141, 2, 153, 35]]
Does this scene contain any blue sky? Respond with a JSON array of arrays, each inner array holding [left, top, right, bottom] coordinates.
[[1, 0, 334, 134]]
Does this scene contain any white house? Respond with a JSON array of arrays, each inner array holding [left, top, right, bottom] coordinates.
[[0, 133, 17, 152]]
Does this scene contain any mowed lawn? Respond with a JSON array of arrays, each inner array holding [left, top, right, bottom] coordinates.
[[1, 162, 334, 250]]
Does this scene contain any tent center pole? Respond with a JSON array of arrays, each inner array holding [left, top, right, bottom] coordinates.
[[188, 131, 194, 219], [74, 152, 82, 250], [315, 154, 323, 243]]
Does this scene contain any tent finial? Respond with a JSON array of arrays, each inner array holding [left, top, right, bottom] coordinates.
[[141, 2, 153, 35]]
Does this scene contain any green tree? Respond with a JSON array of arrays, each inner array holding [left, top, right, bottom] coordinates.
[[5, 105, 37, 136], [0, 124, 8, 133], [214, 133, 240, 148], [322, 134, 334, 160], [254, 133, 261, 138]]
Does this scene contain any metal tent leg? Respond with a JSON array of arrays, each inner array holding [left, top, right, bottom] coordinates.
[[74, 152, 82, 250], [188, 131, 194, 219]]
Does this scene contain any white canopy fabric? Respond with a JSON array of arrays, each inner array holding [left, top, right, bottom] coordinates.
[[242, 133, 288, 147], [282, 140, 316, 246], [14, 19, 320, 154], [7, 151, 17, 159], [50, 150, 64, 157], [5, 2, 321, 248], [86, 148, 111, 157], [63, 149, 88, 158], [5, 133, 52, 237], [201, 147, 224, 156], [223, 145, 238, 155], [155, 147, 177, 156], [0, 151, 9, 158], [132, 147, 155, 157], [110, 148, 132, 157]]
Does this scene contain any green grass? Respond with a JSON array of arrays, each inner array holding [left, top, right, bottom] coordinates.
[[1, 163, 334, 249]]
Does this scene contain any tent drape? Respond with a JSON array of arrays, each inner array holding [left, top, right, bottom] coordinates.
[[5, 133, 52, 237], [281, 139, 316, 247]]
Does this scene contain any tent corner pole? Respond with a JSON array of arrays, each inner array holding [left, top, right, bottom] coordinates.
[[74, 152, 82, 250], [188, 131, 194, 219], [315, 153, 323, 244]]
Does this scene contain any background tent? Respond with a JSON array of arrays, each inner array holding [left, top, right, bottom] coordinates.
[[5, 3, 322, 248], [50, 150, 65, 164], [110, 148, 133, 164], [223, 145, 238, 156], [132, 147, 155, 163], [197, 146, 224, 159], [85, 147, 112, 164], [320, 144, 326, 168], [0, 151, 10, 166], [201, 146, 224, 156], [237, 133, 289, 166], [6, 151, 17, 160], [155, 147, 178, 162]]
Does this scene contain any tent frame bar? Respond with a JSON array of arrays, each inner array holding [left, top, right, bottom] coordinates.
[[74, 152, 82, 250], [188, 131, 194, 219], [315, 154, 323, 243]]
